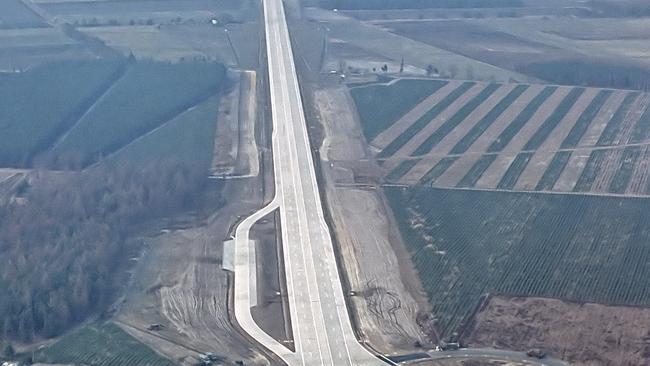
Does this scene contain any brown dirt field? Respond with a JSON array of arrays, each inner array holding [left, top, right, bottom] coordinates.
[[614, 94, 650, 145], [626, 145, 650, 194], [427, 84, 516, 156], [433, 154, 479, 188], [466, 296, 650, 366], [501, 87, 571, 155], [372, 80, 464, 150], [591, 148, 624, 192], [463, 85, 544, 154], [577, 91, 626, 147], [475, 154, 517, 189], [513, 152, 555, 191], [399, 156, 445, 185], [552, 150, 590, 192], [394, 84, 485, 157]]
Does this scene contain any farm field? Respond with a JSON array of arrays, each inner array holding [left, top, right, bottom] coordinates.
[[108, 94, 220, 170], [467, 296, 650, 366], [34, 322, 175, 366], [52, 61, 226, 166], [0, 59, 225, 169], [350, 77, 650, 197], [0, 59, 126, 167], [386, 186, 650, 339]]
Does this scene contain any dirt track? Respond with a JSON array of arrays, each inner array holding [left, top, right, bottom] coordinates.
[[116, 179, 270, 365], [316, 86, 429, 353]]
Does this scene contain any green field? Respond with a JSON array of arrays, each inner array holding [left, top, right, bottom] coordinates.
[[35, 322, 174, 366], [350, 78, 448, 142], [53, 61, 226, 165], [0, 59, 125, 167], [108, 94, 220, 169], [387, 186, 650, 337]]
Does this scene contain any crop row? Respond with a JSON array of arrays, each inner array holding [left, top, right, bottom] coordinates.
[[411, 83, 501, 156], [535, 151, 572, 191], [418, 157, 458, 186], [350, 79, 448, 141], [456, 155, 497, 188], [596, 93, 639, 146], [560, 89, 612, 148], [378, 82, 475, 158], [487, 86, 557, 153], [522, 87, 585, 151], [386, 159, 420, 182], [497, 152, 533, 189], [450, 84, 529, 155]]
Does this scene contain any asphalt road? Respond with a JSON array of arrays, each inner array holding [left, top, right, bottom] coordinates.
[[233, 0, 383, 364]]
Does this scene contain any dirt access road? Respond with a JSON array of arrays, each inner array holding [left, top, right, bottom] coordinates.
[[315, 85, 431, 354]]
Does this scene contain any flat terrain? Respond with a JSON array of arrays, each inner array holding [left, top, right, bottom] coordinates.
[[0, 59, 226, 168], [467, 296, 650, 366], [315, 85, 429, 353], [386, 187, 650, 339], [350, 78, 650, 196], [34, 322, 175, 366]]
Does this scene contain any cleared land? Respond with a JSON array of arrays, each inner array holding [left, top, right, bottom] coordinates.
[[350, 78, 650, 196], [467, 296, 650, 366], [386, 187, 650, 339]]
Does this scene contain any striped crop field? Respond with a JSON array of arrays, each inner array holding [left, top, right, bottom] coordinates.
[[350, 78, 650, 196], [387, 186, 650, 338]]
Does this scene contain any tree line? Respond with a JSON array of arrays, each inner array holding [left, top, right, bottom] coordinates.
[[0, 160, 209, 342]]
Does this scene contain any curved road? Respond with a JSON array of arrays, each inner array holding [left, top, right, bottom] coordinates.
[[233, 0, 384, 364]]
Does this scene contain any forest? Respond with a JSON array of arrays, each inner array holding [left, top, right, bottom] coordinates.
[[0, 160, 212, 342]]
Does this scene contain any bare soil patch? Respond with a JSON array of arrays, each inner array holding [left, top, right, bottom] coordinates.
[[466, 296, 650, 366]]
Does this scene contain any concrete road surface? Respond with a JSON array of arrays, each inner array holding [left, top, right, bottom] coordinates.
[[233, 0, 384, 365]]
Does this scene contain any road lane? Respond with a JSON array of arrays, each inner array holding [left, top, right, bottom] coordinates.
[[234, 0, 384, 364]]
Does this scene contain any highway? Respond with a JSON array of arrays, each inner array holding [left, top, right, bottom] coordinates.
[[233, 0, 384, 364]]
